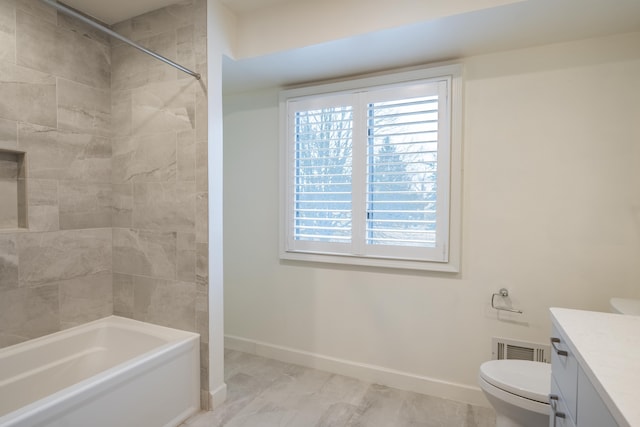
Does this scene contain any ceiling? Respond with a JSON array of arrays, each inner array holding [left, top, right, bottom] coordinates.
[[60, 0, 186, 25], [56, 0, 640, 94], [222, 0, 640, 93], [218, 0, 291, 13]]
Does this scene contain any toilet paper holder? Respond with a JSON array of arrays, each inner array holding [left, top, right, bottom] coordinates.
[[491, 288, 523, 314]]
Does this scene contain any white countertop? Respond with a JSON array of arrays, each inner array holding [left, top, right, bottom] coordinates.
[[550, 308, 640, 427]]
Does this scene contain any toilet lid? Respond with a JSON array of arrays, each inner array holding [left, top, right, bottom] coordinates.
[[479, 360, 550, 403]]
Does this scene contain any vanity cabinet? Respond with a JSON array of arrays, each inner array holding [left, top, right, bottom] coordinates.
[[550, 323, 617, 427], [576, 368, 617, 427], [550, 377, 575, 427]]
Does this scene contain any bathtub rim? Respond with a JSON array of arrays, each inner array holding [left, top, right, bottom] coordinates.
[[0, 315, 200, 427], [0, 315, 198, 360]]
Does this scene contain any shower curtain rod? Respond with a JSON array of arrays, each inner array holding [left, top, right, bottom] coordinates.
[[40, 0, 201, 80]]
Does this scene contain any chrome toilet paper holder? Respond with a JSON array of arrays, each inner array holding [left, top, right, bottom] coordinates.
[[491, 288, 523, 314]]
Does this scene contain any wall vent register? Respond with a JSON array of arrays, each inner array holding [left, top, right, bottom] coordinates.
[[492, 337, 550, 363]]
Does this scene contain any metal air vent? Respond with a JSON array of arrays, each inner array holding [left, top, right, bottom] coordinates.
[[492, 337, 550, 363]]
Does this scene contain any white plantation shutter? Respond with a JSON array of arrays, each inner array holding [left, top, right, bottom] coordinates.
[[287, 94, 355, 254], [294, 105, 353, 244], [361, 81, 449, 261], [281, 66, 460, 270]]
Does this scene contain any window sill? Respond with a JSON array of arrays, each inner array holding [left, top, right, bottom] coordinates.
[[280, 250, 460, 273]]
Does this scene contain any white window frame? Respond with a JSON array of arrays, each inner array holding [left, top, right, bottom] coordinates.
[[279, 64, 462, 272]]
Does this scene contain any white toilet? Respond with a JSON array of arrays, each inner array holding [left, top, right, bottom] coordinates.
[[479, 359, 550, 427]]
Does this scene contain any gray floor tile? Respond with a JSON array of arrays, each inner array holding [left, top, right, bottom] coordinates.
[[182, 350, 496, 427]]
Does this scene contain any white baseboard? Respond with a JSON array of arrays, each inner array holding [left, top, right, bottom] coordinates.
[[209, 383, 228, 410], [224, 335, 489, 407]]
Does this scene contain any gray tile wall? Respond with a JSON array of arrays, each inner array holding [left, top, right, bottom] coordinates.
[[0, 0, 113, 348], [0, 0, 209, 404], [110, 0, 210, 408]]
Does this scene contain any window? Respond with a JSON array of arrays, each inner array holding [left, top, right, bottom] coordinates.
[[280, 65, 462, 271]]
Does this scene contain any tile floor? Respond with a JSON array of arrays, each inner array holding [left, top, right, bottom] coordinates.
[[182, 350, 496, 427]]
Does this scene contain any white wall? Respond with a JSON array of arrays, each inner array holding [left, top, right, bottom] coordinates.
[[207, 0, 236, 408], [222, 32, 640, 405]]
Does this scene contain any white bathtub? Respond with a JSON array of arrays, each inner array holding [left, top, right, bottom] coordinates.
[[0, 316, 200, 427]]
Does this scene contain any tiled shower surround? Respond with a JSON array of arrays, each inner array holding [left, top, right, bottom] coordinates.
[[0, 0, 210, 406]]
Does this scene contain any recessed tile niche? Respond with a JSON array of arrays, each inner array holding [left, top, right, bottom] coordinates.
[[0, 149, 27, 230]]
